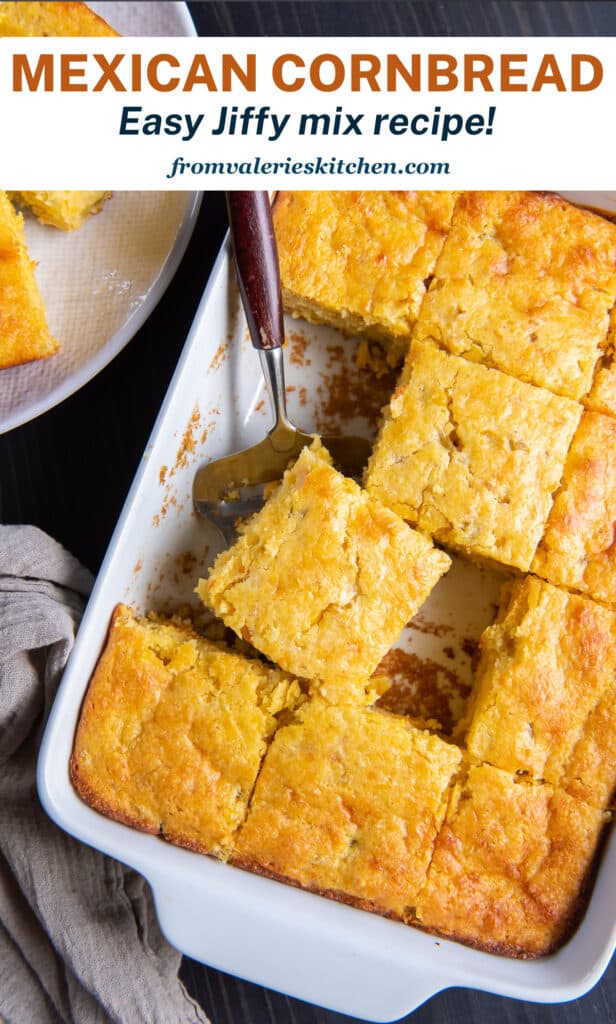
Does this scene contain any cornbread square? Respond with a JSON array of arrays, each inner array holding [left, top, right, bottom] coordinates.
[[416, 764, 608, 957], [198, 443, 450, 697], [234, 701, 461, 919], [0, 1, 119, 35], [415, 191, 616, 400], [586, 304, 616, 417], [0, 190, 58, 368], [273, 191, 458, 368], [10, 191, 111, 232], [1, 2, 115, 231], [463, 576, 616, 808], [532, 411, 616, 605], [70, 605, 303, 857], [366, 339, 581, 571]]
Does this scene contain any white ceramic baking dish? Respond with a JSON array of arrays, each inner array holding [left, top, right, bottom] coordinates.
[[38, 194, 616, 1021]]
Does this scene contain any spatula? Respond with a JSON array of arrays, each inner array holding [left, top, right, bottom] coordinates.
[[193, 191, 371, 540]]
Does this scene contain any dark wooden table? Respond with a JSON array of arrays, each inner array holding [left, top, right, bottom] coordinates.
[[2, 2, 616, 1021]]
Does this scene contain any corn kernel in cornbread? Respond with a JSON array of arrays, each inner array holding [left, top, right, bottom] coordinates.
[[234, 700, 461, 919], [463, 577, 616, 808], [0, 1, 119, 35], [198, 443, 451, 697], [532, 411, 616, 605], [273, 191, 458, 368], [0, 190, 58, 368], [366, 340, 581, 571], [10, 191, 111, 232], [416, 764, 608, 957], [70, 605, 303, 857], [415, 191, 616, 401]]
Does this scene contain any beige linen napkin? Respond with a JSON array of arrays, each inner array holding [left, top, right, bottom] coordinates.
[[0, 525, 209, 1024]]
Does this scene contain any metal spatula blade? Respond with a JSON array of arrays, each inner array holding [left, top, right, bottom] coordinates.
[[193, 192, 371, 539]]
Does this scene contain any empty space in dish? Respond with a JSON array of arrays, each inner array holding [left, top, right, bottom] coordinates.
[[120, 264, 505, 736], [38, 239, 616, 1021]]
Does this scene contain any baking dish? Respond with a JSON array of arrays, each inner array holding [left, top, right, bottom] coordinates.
[[38, 194, 616, 1020]]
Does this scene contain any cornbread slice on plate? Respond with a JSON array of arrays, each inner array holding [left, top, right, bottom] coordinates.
[[0, 190, 58, 368], [70, 605, 303, 858], [0, 1, 118, 36], [365, 339, 581, 572], [9, 191, 111, 232], [532, 410, 616, 605], [414, 191, 616, 401], [273, 190, 458, 370], [198, 442, 451, 700], [1, 2, 115, 230], [233, 700, 461, 920], [416, 763, 609, 957], [462, 576, 616, 809]]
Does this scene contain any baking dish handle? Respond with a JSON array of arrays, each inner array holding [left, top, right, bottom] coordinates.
[[147, 868, 449, 1021]]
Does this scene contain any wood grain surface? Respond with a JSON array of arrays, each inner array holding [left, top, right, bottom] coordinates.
[[1, 2, 615, 1021]]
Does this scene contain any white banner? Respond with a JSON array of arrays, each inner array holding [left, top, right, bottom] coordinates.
[[0, 36, 613, 189]]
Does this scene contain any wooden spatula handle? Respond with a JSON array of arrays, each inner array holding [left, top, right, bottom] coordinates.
[[226, 191, 284, 351]]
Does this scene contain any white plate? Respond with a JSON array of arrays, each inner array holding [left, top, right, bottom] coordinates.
[[0, 2, 200, 434], [38, 196, 616, 1020]]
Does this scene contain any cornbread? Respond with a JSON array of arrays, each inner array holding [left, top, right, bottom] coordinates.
[[532, 410, 616, 605], [69, 190, 616, 962], [198, 443, 451, 698], [1, 2, 115, 230], [416, 764, 608, 957], [0, 190, 58, 368], [463, 576, 616, 809], [273, 191, 458, 369], [587, 304, 616, 416], [0, 1, 118, 36], [414, 191, 616, 401], [9, 191, 111, 232], [70, 605, 303, 857], [234, 700, 461, 919], [365, 339, 581, 571]]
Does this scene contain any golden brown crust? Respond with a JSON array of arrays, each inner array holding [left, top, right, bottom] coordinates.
[[233, 701, 461, 920], [0, 3, 116, 230], [532, 410, 616, 605], [229, 855, 405, 922], [69, 761, 160, 838], [0, 1, 118, 36], [415, 763, 610, 957], [9, 191, 112, 232], [70, 604, 303, 857], [0, 190, 58, 368], [414, 191, 616, 401], [233, 809, 608, 960], [199, 442, 450, 697], [273, 190, 458, 366], [366, 339, 581, 571], [587, 304, 616, 416], [463, 576, 616, 809], [73, 599, 613, 959]]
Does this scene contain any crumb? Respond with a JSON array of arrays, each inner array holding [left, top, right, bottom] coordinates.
[[376, 649, 471, 736], [176, 550, 198, 576], [409, 614, 454, 638], [315, 343, 397, 434], [288, 332, 312, 366], [209, 343, 228, 371]]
